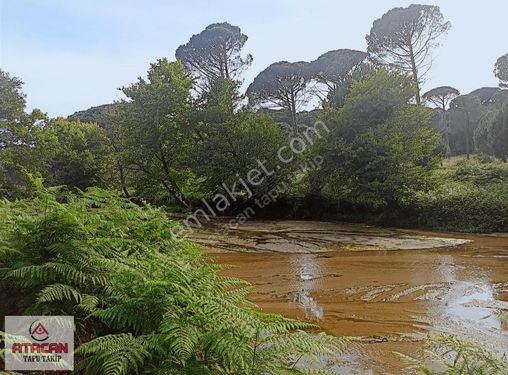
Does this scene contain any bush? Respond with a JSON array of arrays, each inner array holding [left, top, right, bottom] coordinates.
[[310, 70, 441, 210], [454, 160, 508, 184], [408, 161, 508, 232], [413, 184, 508, 232]]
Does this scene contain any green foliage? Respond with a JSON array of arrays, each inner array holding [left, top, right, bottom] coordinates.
[[423, 87, 460, 112], [307, 50, 368, 86], [323, 63, 375, 109], [1, 73, 116, 199], [192, 77, 290, 199], [68, 103, 118, 129], [199, 77, 242, 118], [0, 183, 351, 374], [468, 87, 502, 106], [175, 22, 252, 92], [447, 95, 485, 158], [443, 89, 508, 158], [409, 159, 508, 232], [397, 334, 508, 374], [118, 58, 194, 206], [43, 118, 115, 189], [475, 104, 508, 160], [494, 53, 508, 88], [366, 4, 450, 103], [309, 70, 440, 209], [247, 61, 312, 135], [0, 116, 114, 198], [193, 110, 291, 199], [116, 62, 292, 205], [306, 49, 370, 108], [423, 87, 460, 156], [0, 69, 26, 122], [339, 69, 417, 129], [454, 159, 508, 183], [0, 69, 37, 191], [68, 102, 130, 196]]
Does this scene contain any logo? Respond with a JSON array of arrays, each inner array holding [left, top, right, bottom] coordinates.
[[29, 321, 49, 342], [4, 316, 74, 371]]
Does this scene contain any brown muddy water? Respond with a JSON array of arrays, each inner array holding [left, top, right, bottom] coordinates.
[[190, 220, 508, 374]]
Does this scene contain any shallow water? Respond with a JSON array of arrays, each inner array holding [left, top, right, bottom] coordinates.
[[192, 220, 508, 374]]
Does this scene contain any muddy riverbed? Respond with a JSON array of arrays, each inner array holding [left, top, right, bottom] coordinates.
[[190, 220, 508, 374]]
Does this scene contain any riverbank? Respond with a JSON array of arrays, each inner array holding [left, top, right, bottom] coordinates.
[[173, 158, 508, 234]]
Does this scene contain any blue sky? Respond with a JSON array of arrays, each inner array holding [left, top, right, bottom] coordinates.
[[1, 0, 507, 117]]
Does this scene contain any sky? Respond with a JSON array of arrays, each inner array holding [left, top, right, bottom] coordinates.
[[1, 0, 507, 117]]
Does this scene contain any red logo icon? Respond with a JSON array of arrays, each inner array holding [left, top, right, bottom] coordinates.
[[29, 321, 49, 342]]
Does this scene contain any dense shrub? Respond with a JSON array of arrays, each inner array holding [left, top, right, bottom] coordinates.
[[454, 160, 508, 184], [408, 160, 508, 232], [309, 70, 442, 210]]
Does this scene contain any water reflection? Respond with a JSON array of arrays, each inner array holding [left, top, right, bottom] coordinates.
[[290, 254, 324, 320], [435, 255, 502, 332]]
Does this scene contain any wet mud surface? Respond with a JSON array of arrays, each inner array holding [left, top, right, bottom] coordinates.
[[191, 220, 508, 374]]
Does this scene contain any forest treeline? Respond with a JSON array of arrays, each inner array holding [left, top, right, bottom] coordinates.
[[1, 4, 508, 232]]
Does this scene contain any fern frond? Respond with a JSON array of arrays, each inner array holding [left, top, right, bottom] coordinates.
[[7, 262, 105, 287], [77, 334, 151, 375], [159, 320, 199, 362], [37, 283, 82, 304]]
